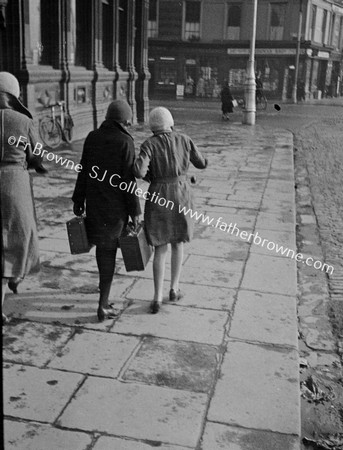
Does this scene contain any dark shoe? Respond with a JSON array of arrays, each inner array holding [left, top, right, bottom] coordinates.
[[97, 304, 118, 322], [150, 300, 161, 314], [169, 289, 182, 301], [8, 280, 20, 294]]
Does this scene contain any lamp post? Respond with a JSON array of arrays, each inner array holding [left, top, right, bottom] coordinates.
[[292, 0, 303, 103], [242, 0, 258, 125]]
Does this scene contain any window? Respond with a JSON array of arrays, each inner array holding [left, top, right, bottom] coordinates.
[[329, 13, 335, 46], [118, 0, 127, 70], [310, 5, 317, 40], [40, 0, 59, 66], [184, 1, 201, 41], [102, 0, 114, 69], [269, 3, 286, 40], [227, 5, 241, 40], [158, 58, 177, 86], [322, 9, 327, 43], [339, 16, 343, 49], [75, 0, 92, 68], [148, 0, 158, 38]]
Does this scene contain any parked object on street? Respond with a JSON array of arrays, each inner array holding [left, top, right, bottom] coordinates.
[[221, 81, 234, 120], [0, 71, 48, 324], [72, 99, 141, 322], [133, 106, 208, 314], [39, 101, 74, 149]]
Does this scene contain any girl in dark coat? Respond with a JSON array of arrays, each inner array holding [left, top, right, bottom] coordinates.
[[221, 81, 234, 120], [0, 72, 47, 324], [134, 107, 208, 313], [72, 100, 141, 321]]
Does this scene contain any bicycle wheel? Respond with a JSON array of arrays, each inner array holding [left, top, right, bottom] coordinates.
[[61, 114, 74, 143], [39, 117, 63, 149], [256, 95, 267, 111]]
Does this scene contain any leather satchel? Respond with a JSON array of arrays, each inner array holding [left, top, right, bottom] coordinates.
[[119, 222, 153, 272], [66, 216, 93, 254]]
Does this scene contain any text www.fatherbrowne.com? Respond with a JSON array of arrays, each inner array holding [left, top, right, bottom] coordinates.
[[179, 205, 334, 275]]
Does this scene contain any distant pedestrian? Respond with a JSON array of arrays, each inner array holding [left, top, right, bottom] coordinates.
[[72, 100, 141, 322], [133, 107, 208, 314], [221, 81, 234, 120], [0, 72, 47, 324]]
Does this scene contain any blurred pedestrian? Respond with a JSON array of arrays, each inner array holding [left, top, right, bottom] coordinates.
[[72, 100, 141, 322], [0, 72, 47, 324], [221, 81, 234, 120], [133, 107, 208, 314]]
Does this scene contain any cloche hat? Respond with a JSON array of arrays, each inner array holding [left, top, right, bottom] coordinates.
[[106, 99, 132, 123], [149, 107, 174, 132], [0, 71, 32, 118]]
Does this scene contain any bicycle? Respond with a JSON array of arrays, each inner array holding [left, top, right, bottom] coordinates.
[[39, 101, 74, 149], [236, 89, 268, 111]]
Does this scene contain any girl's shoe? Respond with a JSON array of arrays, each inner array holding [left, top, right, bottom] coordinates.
[[150, 300, 161, 314], [8, 279, 20, 294], [169, 289, 182, 301], [97, 304, 118, 322]]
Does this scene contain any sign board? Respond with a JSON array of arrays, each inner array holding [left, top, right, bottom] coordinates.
[[227, 48, 300, 56]]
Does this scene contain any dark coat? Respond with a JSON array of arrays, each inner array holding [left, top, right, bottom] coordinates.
[[0, 93, 46, 279], [72, 120, 141, 247], [221, 86, 234, 114]]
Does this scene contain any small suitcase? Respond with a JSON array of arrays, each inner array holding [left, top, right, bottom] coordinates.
[[119, 222, 153, 272], [66, 216, 93, 254]]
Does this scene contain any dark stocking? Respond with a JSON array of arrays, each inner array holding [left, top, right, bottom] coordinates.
[[95, 244, 118, 308]]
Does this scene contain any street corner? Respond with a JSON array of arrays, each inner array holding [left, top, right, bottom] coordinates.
[[121, 336, 220, 393]]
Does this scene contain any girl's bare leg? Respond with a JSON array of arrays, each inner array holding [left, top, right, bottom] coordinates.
[[153, 244, 168, 303], [2, 278, 9, 323], [170, 242, 183, 292]]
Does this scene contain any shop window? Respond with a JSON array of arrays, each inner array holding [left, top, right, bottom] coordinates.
[[227, 4, 241, 40], [322, 10, 327, 43], [75, 0, 92, 68], [329, 13, 335, 46], [148, 0, 158, 38], [158, 58, 176, 86], [310, 5, 317, 41], [269, 3, 286, 40], [118, 0, 127, 70], [102, 0, 114, 69], [184, 1, 201, 41], [40, 0, 59, 66]]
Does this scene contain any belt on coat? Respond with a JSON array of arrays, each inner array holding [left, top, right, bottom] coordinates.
[[153, 175, 187, 184]]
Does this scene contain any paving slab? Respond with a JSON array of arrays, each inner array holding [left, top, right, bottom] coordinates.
[[58, 377, 207, 447], [93, 437, 191, 450], [4, 420, 92, 450], [208, 341, 300, 435], [188, 237, 249, 261], [3, 321, 73, 366], [48, 330, 140, 377], [112, 301, 228, 345], [3, 364, 84, 422], [3, 292, 126, 328], [122, 336, 218, 393], [249, 229, 296, 256], [126, 278, 235, 310], [254, 211, 295, 232], [201, 422, 300, 450], [184, 254, 244, 274], [241, 253, 297, 296], [229, 290, 298, 347]]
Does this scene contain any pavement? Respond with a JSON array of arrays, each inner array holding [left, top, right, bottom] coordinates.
[[3, 106, 301, 449]]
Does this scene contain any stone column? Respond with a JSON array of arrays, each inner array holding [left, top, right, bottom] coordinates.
[[126, 0, 137, 123], [135, 0, 150, 123]]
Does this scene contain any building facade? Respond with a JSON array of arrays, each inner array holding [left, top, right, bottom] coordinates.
[[147, 0, 343, 100], [0, 0, 150, 140]]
